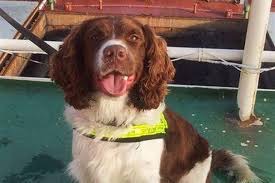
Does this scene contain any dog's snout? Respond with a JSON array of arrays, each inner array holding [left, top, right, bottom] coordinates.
[[103, 45, 127, 62]]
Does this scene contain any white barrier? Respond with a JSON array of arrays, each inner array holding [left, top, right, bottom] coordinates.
[[0, 39, 275, 63]]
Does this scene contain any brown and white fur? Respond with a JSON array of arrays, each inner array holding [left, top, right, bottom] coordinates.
[[50, 16, 260, 183]]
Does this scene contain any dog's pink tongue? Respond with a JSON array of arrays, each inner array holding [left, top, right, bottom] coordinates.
[[100, 74, 128, 96]]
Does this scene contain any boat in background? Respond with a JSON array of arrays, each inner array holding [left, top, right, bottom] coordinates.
[[1, 0, 275, 88]]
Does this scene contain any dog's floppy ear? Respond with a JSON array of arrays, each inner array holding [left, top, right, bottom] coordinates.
[[130, 25, 175, 110], [49, 25, 92, 109]]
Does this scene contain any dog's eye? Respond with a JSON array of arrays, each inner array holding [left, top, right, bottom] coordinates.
[[129, 34, 139, 42], [90, 35, 97, 40], [89, 32, 106, 41]]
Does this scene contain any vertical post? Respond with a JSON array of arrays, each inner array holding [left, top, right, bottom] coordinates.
[[237, 0, 272, 122], [239, 0, 245, 4], [99, 0, 103, 10], [244, 0, 250, 19], [48, 0, 55, 10]]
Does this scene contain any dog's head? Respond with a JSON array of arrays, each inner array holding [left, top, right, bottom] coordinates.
[[50, 16, 175, 110]]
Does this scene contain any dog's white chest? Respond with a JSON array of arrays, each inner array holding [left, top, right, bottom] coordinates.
[[69, 132, 164, 183]]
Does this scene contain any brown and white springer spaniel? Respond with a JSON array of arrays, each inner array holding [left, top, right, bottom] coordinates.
[[50, 17, 260, 183]]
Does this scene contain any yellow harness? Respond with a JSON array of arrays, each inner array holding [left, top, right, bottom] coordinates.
[[74, 113, 168, 142]]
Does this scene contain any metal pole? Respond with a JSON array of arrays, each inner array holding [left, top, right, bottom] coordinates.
[[237, 0, 272, 122], [1, 39, 275, 63], [0, 39, 60, 53]]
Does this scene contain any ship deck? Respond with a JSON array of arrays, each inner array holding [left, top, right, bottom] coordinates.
[[0, 79, 274, 183]]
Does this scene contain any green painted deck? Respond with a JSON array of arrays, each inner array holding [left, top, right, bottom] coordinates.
[[0, 79, 274, 183]]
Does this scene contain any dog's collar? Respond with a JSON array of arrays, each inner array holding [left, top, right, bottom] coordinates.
[[73, 113, 168, 143]]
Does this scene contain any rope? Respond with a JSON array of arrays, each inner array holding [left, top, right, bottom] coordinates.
[[0, 49, 47, 65], [171, 50, 275, 74], [1, 47, 275, 73], [170, 53, 196, 62]]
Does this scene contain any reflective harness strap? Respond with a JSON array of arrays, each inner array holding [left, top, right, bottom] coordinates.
[[74, 113, 168, 143]]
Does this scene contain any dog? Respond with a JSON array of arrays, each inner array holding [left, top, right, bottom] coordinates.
[[50, 16, 260, 183]]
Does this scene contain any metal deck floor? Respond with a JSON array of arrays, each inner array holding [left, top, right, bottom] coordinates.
[[0, 79, 274, 183]]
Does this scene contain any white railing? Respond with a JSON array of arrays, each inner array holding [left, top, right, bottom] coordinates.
[[1, 39, 275, 64]]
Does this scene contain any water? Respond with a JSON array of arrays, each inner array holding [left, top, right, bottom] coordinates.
[[0, 1, 38, 38]]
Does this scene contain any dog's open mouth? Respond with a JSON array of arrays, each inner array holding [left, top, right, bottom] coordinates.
[[97, 72, 135, 97]]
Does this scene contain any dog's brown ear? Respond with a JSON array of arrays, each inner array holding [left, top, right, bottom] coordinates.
[[130, 25, 175, 110], [49, 25, 92, 109]]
